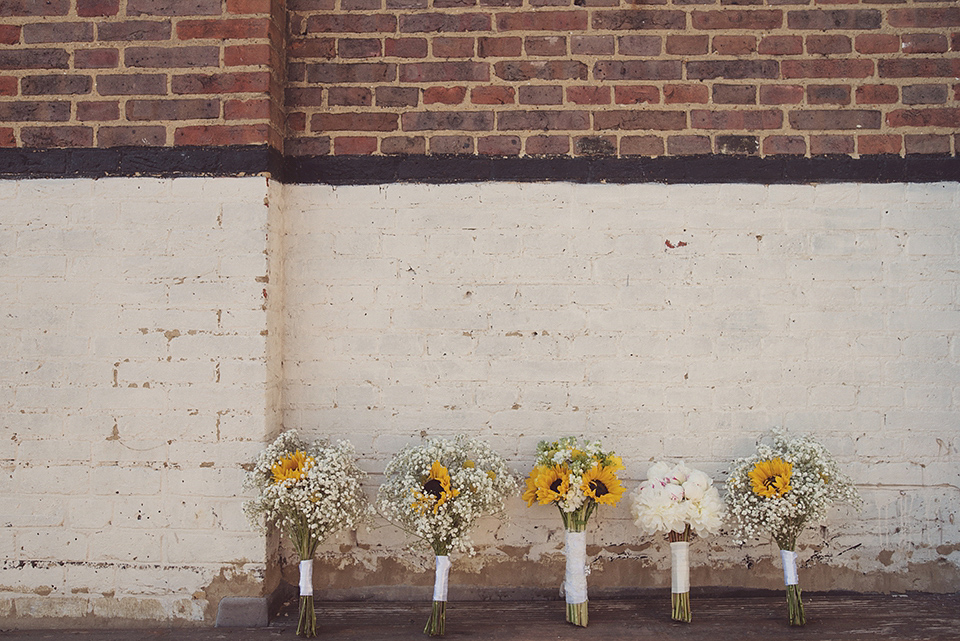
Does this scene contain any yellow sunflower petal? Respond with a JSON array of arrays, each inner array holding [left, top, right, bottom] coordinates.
[[535, 464, 570, 505], [522, 476, 538, 507], [414, 460, 458, 514], [607, 455, 626, 473], [749, 458, 793, 498], [581, 464, 625, 506], [271, 450, 313, 484], [522, 466, 547, 507]]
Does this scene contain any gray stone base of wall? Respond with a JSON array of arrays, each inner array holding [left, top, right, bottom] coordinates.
[[216, 584, 294, 627], [215, 598, 269, 628]]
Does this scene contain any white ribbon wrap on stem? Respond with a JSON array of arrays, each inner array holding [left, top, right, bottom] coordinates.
[[780, 549, 799, 586], [564, 530, 588, 605], [670, 541, 690, 594], [433, 555, 451, 602], [299, 559, 314, 597]]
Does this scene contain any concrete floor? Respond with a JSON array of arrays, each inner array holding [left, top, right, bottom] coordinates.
[[4, 593, 959, 640]]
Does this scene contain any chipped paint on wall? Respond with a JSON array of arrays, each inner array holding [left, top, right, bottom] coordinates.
[[3, 179, 959, 627]]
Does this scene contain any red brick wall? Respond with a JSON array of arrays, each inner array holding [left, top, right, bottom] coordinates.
[[0, 0, 286, 149], [284, 1, 959, 157], [1, 0, 958, 158]]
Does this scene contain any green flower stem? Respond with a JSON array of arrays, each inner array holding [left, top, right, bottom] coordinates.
[[774, 529, 799, 553], [671, 592, 691, 624], [778, 543, 805, 627], [566, 601, 588, 627], [668, 527, 691, 623], [424, 543, 450, 637], [297, 595, 316, 638], [288, 513, 320, 638], [559, 502, 594, 532], [425, 600, 445, 636], [787, 584, 806, 626], [561, 503, 592, 627]]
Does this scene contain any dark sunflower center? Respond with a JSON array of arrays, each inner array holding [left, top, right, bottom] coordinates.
[[423, 479, 445, 499], [762, 476, 778, 489], [589, 480, 608, 496], [550, 478, 563, 493]]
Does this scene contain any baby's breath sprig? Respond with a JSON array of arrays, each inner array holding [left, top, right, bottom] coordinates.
[[243, 431, 371, 637], [726, 429, 860, 550], [725, 429, 861, 627], [377, 435, 518, 636]]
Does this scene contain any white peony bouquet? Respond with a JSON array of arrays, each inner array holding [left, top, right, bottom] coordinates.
[[243, 430, 370, 637], [630, 461, 724, 623], [726, 429, 860, 626], [377, 435, 518, 636], [632, 461, 724, 537]]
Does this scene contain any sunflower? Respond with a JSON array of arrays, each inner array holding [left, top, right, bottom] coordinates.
[[581, 464, 625, 506], [535, 464, 570, 505], [522, 466, 547, 507], [412, 461, 460, 514], [749, 457, 793, 498], [271, 450, 313, 484]]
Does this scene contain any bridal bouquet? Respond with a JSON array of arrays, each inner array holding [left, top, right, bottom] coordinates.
[[726, 430, 860, 626], [377, 435, 517, 636], [630, 461, 724, 623], [522, 437, 625, 627], [243, 431, 370, 637]]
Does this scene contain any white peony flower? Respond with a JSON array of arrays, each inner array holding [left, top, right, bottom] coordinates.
[[681, 469, 711, 502], [631, 460, 725, 537], [646, 461, 673, 484], [687, 486, 724, 535], [664, 482, 685, 503], [670, 461, 690, 485]]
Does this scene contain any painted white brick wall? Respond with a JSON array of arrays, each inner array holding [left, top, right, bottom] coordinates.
[[284, 182, 960, 593], [4, 178, 959, 626], [1, 177, 277, 626]]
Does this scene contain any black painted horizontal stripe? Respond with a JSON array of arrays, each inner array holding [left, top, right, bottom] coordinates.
[[287, 153, 960, 185], [0, 146, 958, 184], [0, 146, 282, 179]]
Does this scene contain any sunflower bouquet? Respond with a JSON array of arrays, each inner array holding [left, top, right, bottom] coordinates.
[[630, 461, 724, 623], [243, 431, 370, 637], [377, 435, 518, 636], [726, 430, 860, 626], [522, 437, 625, 627]]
